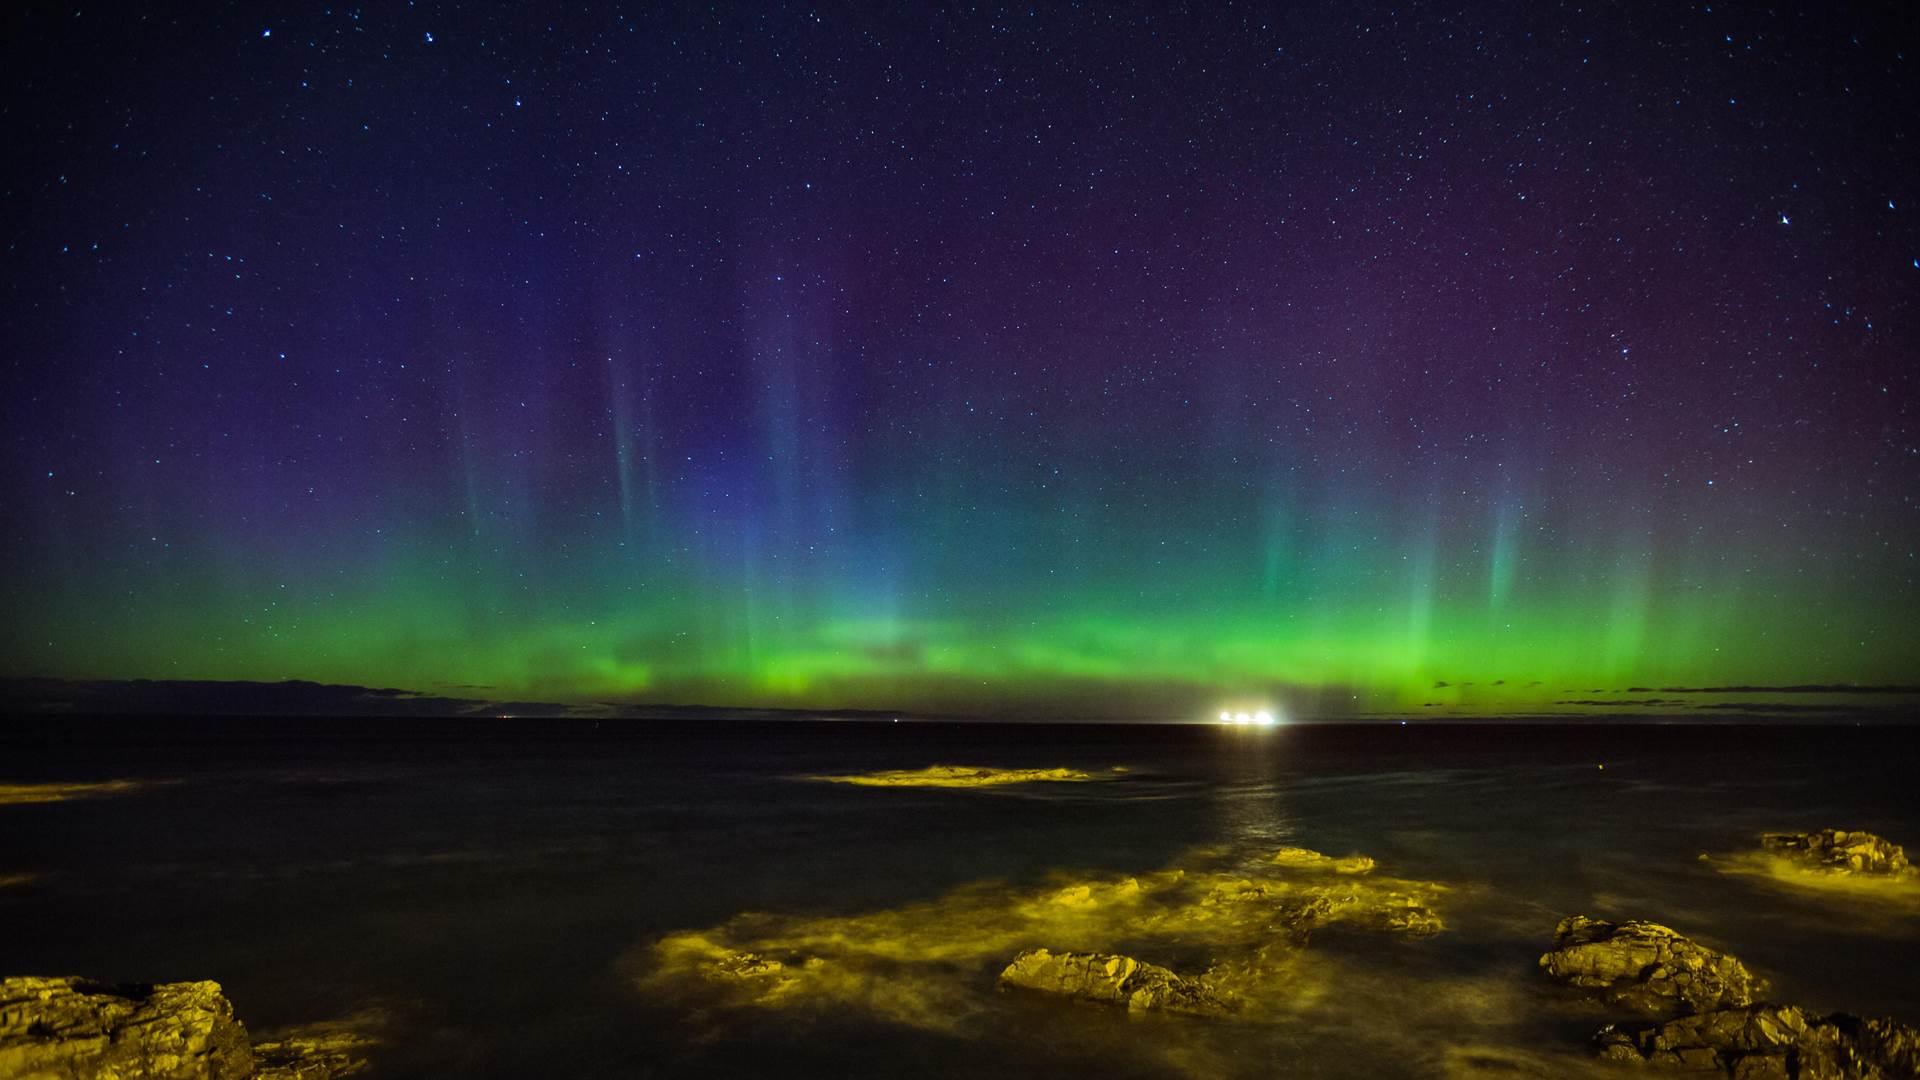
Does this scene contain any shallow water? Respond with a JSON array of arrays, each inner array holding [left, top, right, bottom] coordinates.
[[3, 719, 1917, 1078]]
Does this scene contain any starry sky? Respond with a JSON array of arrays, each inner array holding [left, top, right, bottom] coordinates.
[[3, 2, 1916, 718]]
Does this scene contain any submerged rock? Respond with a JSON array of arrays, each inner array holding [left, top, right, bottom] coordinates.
[[1594, 1004, 1920, 1079], [1538, 917, 1764, 1016], [998, 948, 1233, 1016], [0, 975, 254, 1080], [1041, 878, 1142, 910], [706, 951, 791, 980], [1373, 894, 1446, 936], [1199, 883, 1442, 941], [1760, 830, 1912, 878], [641, 845, 1448, 1030], [1270, 847, 1375, 875], [696, 949, 820, 1003], [250, 1007, 388, 1080]]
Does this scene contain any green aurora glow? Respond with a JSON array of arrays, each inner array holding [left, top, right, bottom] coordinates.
[[11, 481, 1911, 715], [5, 4, 1915, 717]]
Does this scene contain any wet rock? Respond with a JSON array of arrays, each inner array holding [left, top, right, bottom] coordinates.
[[1270, 847, 1375, 874], [706, 951, 793, 981], [1197, 857, 1443, 941], [1199, 885, 1360, 942], [1594, 1004, 1920, 1079], [1, 976, 376, 1080], [641, 846, 1448, 1030], [0, 975, 254, 1080], [1374, 894, 1446, 936], [1200, 879, 1291, 906], [1270, 891, 1439, 939], [998, 948, 1234, 1016], [250, 1008, 386, 1080], [1538, 917, 1764, 1015], [1760, 830, 1912, 877], [1042, 878, 1141, 909], [690, 949, 828, 1005], [0, 781, 144, 807], [809, 764, 1102, 787]]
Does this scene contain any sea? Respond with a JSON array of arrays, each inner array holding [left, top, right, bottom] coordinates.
[[3, 718, 1918, 1078]]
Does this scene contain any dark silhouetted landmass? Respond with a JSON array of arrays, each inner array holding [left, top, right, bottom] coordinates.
[[0, 677, 936, 723], [1632, 685, 1920, 695]]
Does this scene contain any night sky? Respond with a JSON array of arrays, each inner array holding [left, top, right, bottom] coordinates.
[[4, 3, 1916, 717]]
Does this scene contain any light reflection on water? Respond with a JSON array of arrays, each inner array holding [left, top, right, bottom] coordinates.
[[2, 719, 1917, 1078]]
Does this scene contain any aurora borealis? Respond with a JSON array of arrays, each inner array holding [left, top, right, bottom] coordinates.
[[3, 3, 1915, 717]]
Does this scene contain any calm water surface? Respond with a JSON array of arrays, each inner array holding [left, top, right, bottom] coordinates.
[[3, 719, 1917, 1078]]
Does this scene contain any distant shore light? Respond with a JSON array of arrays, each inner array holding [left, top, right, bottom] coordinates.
[[1216, 706, 1282, 726]]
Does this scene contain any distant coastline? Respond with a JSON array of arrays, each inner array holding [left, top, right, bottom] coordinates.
[[0, 676, 1915, 726]]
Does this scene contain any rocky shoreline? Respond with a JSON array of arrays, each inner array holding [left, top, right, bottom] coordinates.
[[0, 977, 374, 1080], [1596, 1005, 1919, 1077], [1758, 829, 1914, 879], [1522, 828, 1920, 1078], [9, 828, 1916, 1078], [1537, 916, 1918, 1078]]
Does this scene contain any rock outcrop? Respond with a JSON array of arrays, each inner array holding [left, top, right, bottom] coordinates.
[[0, 976, 374, 1080], [1595, 1004, 1920, 1079], [0, 976, 254, 1080], [1760, 830, 1912, 878], [1538, 917, 1764, 1015], [1542, 917, 1920, 1076], [997, 948, 1233, 1016]]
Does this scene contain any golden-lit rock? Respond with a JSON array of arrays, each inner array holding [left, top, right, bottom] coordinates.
[[0, 976, 378, 1080], [1538, 917, 1763, 1016], [250, 1007, 387, 1080], [1193, 847, 1440, 939], [707, 951, 791, 981], [1198, 880, 1442, 942], [0, 781, 144, 806], [1594, 1004, 1920, 1079], [805, 764, 1101, 787], [1042, 878, 1142, 909], [637, 844, 1449, 1033], [1201, 878, 1289, 905], [998, 948, 1234, 1016], [1759, 829, 1912, 878], [646, 930, 971, 1031], [1270, 847, 1375, 874], [1705, 836, 1920, 910], [698, 949, 826, 1005], [1374, 894, 1447, 936], [0, 975, 254, 1080]]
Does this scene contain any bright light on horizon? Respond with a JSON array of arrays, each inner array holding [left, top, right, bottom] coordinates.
[[1217, 706, 1283, 727]]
